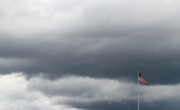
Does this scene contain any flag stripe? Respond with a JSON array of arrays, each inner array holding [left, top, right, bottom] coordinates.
[[139, 73, 149, 85]]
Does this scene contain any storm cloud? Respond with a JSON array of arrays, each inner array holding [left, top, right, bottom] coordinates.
[[0, 0, 180, 85], [0, 0, 180, 110]]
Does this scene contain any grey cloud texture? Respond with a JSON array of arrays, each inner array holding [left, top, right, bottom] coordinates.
[[27, 75, 180, 110], [0, 73, 179, 110], [0, 0, 180, 84]]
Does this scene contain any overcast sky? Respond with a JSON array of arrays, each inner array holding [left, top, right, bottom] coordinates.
[[0, 0, 180, 110]]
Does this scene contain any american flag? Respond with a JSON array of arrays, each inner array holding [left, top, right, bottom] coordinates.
[[139, 73, 149, 85]]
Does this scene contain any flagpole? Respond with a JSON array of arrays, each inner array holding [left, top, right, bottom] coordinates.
[[138, 69, 139, 110]]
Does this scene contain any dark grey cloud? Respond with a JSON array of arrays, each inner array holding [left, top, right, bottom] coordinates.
[[0, 0, 180, 85], [0, 34, 179, 84], [75, 101, 180, 110]]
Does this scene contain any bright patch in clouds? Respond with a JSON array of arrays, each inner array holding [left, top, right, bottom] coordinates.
[[0, 73, 80, 110]]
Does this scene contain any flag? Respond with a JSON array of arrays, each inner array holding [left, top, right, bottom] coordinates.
[[139, 73, 149, 85]]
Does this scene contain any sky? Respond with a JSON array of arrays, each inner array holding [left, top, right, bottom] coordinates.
[[0, 0, 180, 110]]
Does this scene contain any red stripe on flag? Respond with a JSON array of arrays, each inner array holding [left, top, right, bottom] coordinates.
[[139, 73, 149, 85]]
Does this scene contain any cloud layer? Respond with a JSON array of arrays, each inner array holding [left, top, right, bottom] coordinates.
[[0, 73, 179, 110], [0, 0, 180, 85], [26, 75, 180, 110]]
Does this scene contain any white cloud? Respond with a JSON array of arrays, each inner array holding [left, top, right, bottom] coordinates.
[[0, 73, 81, 110], [0, 0, 83, 36], [0, 0, 180, 37]]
